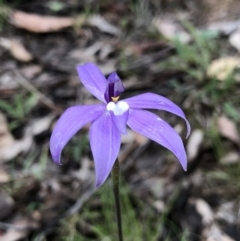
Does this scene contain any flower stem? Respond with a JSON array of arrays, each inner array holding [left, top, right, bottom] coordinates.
[[111, 159, 123, 241]]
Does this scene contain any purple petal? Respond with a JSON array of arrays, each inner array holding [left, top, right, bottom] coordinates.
[[127, 109, 187, 171], [50, 104, 105, 165], [104, 72, 124, 103], [90, 111, 121, 187], [109, 109, 129, 134], [77, 63, 107, 103], [124, 93, 190, 137]]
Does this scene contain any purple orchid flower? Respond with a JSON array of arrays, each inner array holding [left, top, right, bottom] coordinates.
[[50, 63, 190, 187]]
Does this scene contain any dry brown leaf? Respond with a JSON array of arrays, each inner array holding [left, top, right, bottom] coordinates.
[[207, 57, 240, 81], [217, 115, 240, 144], [0, 38, 33, 62], [10, 11, 74, 33], [10, 39, 33, 62]]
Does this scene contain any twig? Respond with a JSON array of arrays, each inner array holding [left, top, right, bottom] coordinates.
[[14, 71, 63, 114], [119, 46, 173, 71], [64, 185, 96, 217], [0, 221, 28, 231]]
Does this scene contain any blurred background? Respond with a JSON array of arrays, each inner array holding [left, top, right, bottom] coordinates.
[[0, 0, 240, 240]]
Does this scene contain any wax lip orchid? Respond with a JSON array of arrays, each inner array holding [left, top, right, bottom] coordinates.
[[50, 63, 191, 187]]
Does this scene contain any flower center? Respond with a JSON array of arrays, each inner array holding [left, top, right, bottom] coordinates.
[[104, 72, 124, 103], [106, 101, 129, 115]]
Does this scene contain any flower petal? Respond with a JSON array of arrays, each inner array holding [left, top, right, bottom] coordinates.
[[124, 93, 190, 137], [50, 104, 105, 165], [90, 111, 121, 187], [127, 109, 187, 171], [77, 63, 107, 103]]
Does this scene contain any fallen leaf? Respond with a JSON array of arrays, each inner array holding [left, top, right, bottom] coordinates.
[[87, 15, 120, 36], [0, 38, 33, 62], [202, 224, 235, 241], [134, 132, 149, 146], [217, 115, 240, 144], [0, 72, 19, 90], [0, 219, 39, 241], [207, 57, 240, 81], [187, 129, 204, 162], [20, 65, 42, 79], [0, 114, 55, 162], [0, 135, 33, 162], [229, 29, 240, 52], [190, 198, 214, 225], [0, 168, 10, 183], [70, 42, 103, 62], [71, 158, 94, 182], [98, 61, 116, 74], [0, 112, 14, 149], [31, 114, 55, 136], [10, 11, 74, 33], [121, 129, 135, 144], [220, 151, 240, 164], [153, 200, 165, 213], [10, 39, 33, 62], [207, 20, 240, 35], [215, 201, 236, 223], [152, 17, 191, 44]]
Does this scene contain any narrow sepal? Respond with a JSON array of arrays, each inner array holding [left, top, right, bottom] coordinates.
[[77, 63, 107, 103], [127, 109, 187, 171], [50, 104, 105, 165], [124, 93, 191, 137], [90, 112, 121, 187]]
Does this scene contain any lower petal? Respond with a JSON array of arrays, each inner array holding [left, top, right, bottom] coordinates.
[[124, 93, 191, 138], [50, 104, 105, 165], [127, 109, 187, 171], [90, 111, 121, 187]]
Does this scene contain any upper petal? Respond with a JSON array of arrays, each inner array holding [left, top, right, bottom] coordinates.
[[127, 109, 187, 171], [124, 93, 190, 137], [77, 63, 107, 103], [90, 111, 121, 187], [50, 104, 105, 165]]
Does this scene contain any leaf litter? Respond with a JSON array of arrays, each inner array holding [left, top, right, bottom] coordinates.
[[0, 0, 240, 240]]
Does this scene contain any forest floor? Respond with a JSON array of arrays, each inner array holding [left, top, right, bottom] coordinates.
[[0, 1, 240, 241]]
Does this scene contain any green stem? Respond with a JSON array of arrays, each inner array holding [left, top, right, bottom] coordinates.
[[111, 159, 123, 241]]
